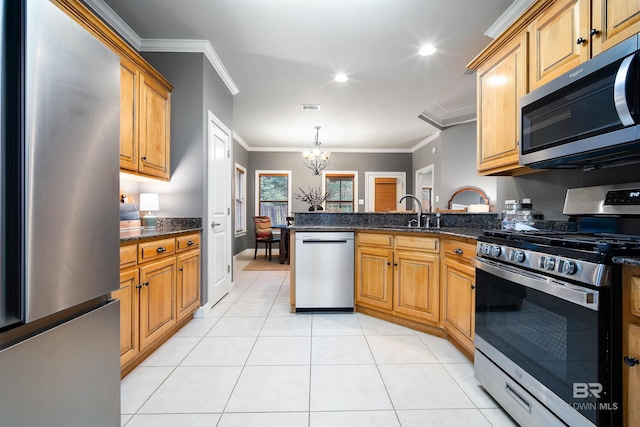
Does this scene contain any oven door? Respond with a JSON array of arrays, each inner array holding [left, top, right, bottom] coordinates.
[[473, 257, 612, 427]]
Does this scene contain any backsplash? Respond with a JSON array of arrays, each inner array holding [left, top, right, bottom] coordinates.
[[156, 217, 202, 229], [293, 212, 499, 229]]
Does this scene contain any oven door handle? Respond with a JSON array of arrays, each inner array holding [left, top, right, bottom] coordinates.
[[472, 257, 599, 311]]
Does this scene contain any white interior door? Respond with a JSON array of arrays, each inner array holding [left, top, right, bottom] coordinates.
[[207, 111, 232, 306]]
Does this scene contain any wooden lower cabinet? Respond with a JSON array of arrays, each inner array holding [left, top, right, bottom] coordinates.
[[623, 266, 640, 426], [177, 250, 201, 321], [117, 231, 201, 376], [355, 232, 440, 327], [442, 239, 477, 355], [114, 268, 139, 367], [139, 257, 176, 351], [356, 246, 393, 311], [394, 250, 439, 323]]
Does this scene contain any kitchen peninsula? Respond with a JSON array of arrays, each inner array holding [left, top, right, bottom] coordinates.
[[289, 211, 499, 357]]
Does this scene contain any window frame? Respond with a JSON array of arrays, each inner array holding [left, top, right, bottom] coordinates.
[[255, 170, 292, 225], [322, 170, 358, 212], [234, 163, 247, 237]]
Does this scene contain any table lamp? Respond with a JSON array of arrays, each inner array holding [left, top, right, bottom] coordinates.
[[139, 193, 159, 229]]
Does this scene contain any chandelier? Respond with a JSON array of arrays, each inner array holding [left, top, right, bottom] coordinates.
[[303, 126, 331, 175]]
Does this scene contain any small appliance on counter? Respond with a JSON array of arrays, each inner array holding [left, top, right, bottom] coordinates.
[[501, 198, 543, 230]]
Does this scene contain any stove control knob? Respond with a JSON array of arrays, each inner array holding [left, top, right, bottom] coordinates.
[[481, 244, 491, 255], [491, 246, 502, 257], [542, 257, 556, 271], [511, 250, 525, 263], [562, 261, 578, 275]]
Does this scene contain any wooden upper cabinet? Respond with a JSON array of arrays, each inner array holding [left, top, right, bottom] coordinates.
[[591, 0, 640, 56], [476, 33, 529, 176], [138, 75, 171, 180], [529, 0, 591, 90], [119, 59, 139, 172]]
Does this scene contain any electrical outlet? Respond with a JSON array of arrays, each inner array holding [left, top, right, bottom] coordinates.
[[435, 195, 439, 202]]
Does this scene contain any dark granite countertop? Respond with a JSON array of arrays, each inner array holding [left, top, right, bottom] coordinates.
[[613, 256, 640, 267], [120, 226, 202, 243], [291, 225, 485, 240]]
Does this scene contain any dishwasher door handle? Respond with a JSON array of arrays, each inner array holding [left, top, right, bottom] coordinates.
[[301, 239, 350, 244]]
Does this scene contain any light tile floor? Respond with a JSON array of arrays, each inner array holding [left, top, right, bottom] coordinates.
[[121, 252, 519, 427]]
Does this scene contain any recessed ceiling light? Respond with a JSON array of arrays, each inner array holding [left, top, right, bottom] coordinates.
[[334, 73, 348, 83], [419, 45, 437, 56]]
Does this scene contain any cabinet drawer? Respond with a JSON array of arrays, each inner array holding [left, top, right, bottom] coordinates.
[[120, 244, 137, 269], [138, 238, 175, 263], [395, 234, 438, 252], [443, 239, 477, 263], [176, 233, 200, 253], [358, 232, 393, 248]]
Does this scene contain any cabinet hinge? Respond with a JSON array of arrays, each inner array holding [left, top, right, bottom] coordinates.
[[228, 265, 231, 273], [227, 149, 230, 158], [228, 207, 231, 215]]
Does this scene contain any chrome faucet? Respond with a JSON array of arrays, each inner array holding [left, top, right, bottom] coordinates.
[[399, 194, 423, 227]]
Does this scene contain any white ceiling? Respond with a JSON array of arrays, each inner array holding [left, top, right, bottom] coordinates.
[[95, 0, 517, 151]]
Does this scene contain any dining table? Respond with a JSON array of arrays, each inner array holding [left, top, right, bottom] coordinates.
[[271, 224, 290, 264]]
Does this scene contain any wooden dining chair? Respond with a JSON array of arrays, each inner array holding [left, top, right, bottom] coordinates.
[[253, 216, 280, 261]]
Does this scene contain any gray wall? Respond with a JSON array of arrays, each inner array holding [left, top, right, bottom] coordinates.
[[498, 165, 640, 220], [413, 122, 497, 211], [232, 151, 412, 255], [136, 51, 234, 303]]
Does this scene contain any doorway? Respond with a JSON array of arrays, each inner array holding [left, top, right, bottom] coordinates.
[[415, 164, 434, 212], [364, 171, 406, 212]]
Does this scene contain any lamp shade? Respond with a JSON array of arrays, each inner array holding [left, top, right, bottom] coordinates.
[[139, 193, 159, 212]]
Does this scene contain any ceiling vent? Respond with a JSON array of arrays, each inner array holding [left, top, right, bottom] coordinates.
[[301, 104, 320, 111]]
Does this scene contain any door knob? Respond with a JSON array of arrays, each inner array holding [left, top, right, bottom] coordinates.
[[211, 222, 221, 228]]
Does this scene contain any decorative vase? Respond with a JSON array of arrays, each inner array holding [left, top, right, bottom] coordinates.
[[308, 205, 324, 211]]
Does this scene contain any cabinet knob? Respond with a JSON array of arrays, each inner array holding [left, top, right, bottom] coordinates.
[[179, 267, 184, 272], [141, 156, 147, 161], [187, 240, 194, 245], [142, 281, 149, 287], [157, 247, 166, 253], [624, 356, 639, 367], [471, 285, 476, 290], [394, 263, 398, 267], [135, 284, 142, 290], [453, 248, 463, 255], [387, 262, 391, 266], [590, 28, 601, 36], [576, 37, 587, 45]]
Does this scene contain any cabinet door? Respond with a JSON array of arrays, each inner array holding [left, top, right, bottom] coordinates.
[[139, 257, 176, 351], [119, 59, 138, 172], [177, 250, 200, 322], [113, 268, 139, 367], [443, 258, 475, 354], [477, 33, 528, 176], [138, 74, 171, 180], [529, 0, 591, 90], [356, 246, 393, 311], [393, 251, 439, 323], [626, 323, 640, 427], [592, 0, 640, 57]]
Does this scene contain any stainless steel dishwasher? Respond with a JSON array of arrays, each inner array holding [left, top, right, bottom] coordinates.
[[295, 231, 354, 311]]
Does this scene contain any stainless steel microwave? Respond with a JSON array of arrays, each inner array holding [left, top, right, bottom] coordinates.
[[520, 33, 640, 169]]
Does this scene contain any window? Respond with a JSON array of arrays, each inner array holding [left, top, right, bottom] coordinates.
[[234, 163, 247, 235], [255, 170, 291, 225], [322, 171, 357, 212]]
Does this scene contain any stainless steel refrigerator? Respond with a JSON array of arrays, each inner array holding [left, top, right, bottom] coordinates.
[[0, 0, 121, 425]]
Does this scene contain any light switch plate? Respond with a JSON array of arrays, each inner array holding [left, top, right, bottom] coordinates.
[[359, 199, 364, 205]]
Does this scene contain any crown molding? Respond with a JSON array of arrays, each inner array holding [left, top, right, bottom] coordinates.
[[485, 0, 537, 39], [410, 131, 441, 153], [140, 39, 239, 95], [83, 0, 239, 95], [233, 132, 250, 151], [419, 102, 476, 130], [82, 0, 142, 49], [246, 146, 413, 153]]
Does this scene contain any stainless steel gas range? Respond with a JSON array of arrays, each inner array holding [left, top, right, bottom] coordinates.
[[472, 183, 640, 427]]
